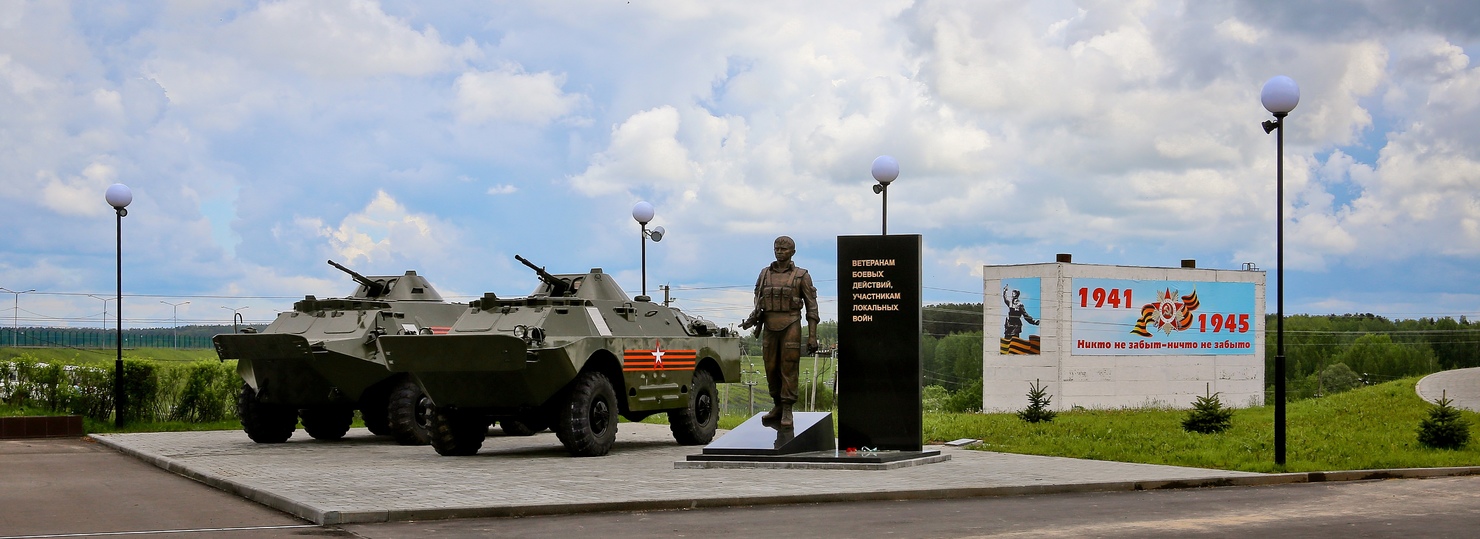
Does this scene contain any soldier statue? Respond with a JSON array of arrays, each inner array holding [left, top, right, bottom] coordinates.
[[741, 236, 820, 427]]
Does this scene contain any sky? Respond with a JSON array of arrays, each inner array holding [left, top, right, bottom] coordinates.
[[2, 0, 1480, 331]]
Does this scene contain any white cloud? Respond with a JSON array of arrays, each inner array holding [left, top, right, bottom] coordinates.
[[312, 190, 460, 266], [228, 0, 477, 79], [39, 162, 118, 217], [568, 106, 698, 196], [454, 65, 582, 125], [5, 0, 1480, 321]]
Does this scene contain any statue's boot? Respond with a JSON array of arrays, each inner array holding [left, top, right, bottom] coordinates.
[[762, 403, 782, 421], [779, 404, 793, 427]]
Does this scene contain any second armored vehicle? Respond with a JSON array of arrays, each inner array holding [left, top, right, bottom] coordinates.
[[376, 256, 741, 457], [214, 261, 466, 445]]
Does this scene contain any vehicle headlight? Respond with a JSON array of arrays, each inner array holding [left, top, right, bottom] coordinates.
[[513, 325, 528, 339]]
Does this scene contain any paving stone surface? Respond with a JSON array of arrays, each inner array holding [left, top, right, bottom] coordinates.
[[94, 422, 1264, 525], [1417, 367, 1480, 412]]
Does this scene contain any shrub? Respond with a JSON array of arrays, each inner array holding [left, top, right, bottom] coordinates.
[[119, 360, 158, 422], [945, 379, 984, 413], [171, 361, 237, 422], [1319, 363, 1361, 395], [1182, 390, 1233, 434], [1418, 394, 1471, 450], [921, 384, 950, 413], [1018, 379, 1056, 423]]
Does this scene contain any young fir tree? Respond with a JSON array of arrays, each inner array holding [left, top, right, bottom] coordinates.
[[1182, 385, 1233, 434], [1018, 379, 1056, 423], [1418, 392, 1472, 450]]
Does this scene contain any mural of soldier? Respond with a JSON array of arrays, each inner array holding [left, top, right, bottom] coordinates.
[[1000, 279, 1042, 355]]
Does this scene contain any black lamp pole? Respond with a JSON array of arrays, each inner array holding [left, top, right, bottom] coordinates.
[[1261, 75, 1297, 467], [881, 184, 888, 235], [1273, 110, 1287, 466], [114, 207, 125, 428], [106, 183, 131, 428], [640, 223, 648, 297]]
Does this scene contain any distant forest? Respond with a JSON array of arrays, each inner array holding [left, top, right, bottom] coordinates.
[[4, 306, 1476, 404], [919, 306, 1480, 402]]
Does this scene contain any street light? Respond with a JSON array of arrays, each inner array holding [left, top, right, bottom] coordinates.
[[87, 294, 116, 328], [106, 182, 132, 428], [222, 305, 249, 334], [871, 155, 899, 235], [161, 300, 190, 349], [631, 201, 665, 299], [1261, 75, 1299, 466], [0, 287, 35, 347], [88, 294, 117, 348]]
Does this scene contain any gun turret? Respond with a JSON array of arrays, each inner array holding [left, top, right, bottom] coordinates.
[[514, 255, 570, 297], [327, 259, 386, 297]]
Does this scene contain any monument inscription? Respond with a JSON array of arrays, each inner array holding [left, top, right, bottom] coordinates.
[[837, 234, 922, 451]]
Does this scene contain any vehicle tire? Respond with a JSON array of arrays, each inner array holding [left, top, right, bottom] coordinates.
[[360, 390, 391, 436], [668, 369, 718, 445], [428, 406, 490, 456], [500, 414, 549, 436], [556, 370, 618, 457], [237, 383, 297, 443], [301, 406, 353, 440], [388, 378, 432, 446]]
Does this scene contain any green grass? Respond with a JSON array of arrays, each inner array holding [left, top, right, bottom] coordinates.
[[1, 402, 241, 433], [0, 347, 219, 365], [926, 378, 1480, 473]]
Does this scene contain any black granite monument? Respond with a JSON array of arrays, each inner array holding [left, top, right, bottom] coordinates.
[[837, 234, 923, 451]]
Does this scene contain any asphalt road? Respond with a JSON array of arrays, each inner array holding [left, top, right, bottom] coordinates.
[[0, 437, 345, 539], [6, 437, 1480, 538], [344, 475, 1480, 539]]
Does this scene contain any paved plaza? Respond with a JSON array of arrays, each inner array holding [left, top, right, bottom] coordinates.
[[93, 423, 1276, 526], [69, 368, 1480, 528]]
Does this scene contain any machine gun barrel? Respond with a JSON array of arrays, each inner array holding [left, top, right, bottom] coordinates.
[[514, 255, 569, 297], [327, 259, 385, 297]]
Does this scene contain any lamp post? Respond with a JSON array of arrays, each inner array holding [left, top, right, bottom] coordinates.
[[871, 155, 899, 235], [87, 294, 116, 327], [106, 183, 132, 428], [161, 300, 190, 349], [222, 305, 249, 334], [631, 201, 665, 298], [0, 287, 35, 347], [1261, 75, 1299, 466]]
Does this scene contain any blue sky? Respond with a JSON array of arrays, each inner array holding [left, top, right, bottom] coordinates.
[[3, 1, 1480, 329]]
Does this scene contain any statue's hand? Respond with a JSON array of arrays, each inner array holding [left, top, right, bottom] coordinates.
[[807, 337, 819, 354]]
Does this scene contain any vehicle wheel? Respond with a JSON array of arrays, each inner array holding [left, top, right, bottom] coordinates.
[[428, 406, 490, 456], [668, 369, 718, 445], [500, 414, 549, 436], [237, 383, 296, 443], [556, 370, 618, 457], [360, 390, 391, 436], [388, 378, 432, 446], [301, 406, 353, 440]]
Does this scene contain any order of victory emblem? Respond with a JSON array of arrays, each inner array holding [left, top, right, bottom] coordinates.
[[1130, 288, 1200, 337]]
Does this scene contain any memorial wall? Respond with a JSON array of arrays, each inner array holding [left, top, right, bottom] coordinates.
[[981, 260, 1266, 411]]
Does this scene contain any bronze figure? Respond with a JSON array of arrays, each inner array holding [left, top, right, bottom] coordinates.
[[741, 236, 820, 427]]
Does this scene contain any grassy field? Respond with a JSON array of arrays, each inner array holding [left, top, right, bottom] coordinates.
[[922, 378, 1480, 473], [8, 345, 1476, 473], [0, 346, 219, 365]]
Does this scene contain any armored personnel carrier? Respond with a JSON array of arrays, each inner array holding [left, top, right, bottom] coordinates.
[[376, 255, 741, 457], [213, 261, 466, 445]]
